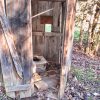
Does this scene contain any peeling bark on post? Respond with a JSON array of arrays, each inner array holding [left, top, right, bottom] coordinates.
[[59, 0, 76, 99]]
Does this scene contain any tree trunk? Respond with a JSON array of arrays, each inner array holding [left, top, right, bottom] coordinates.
[[87, 4, 100, 55], [94, 30, 100, 56], [79, 19, 84, 46]]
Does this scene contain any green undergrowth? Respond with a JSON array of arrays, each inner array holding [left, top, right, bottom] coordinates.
[[71, 67, 99, 83], [74, 27, 80, 41], [71, 66, 100, 99], [74, 27, 88, 44]]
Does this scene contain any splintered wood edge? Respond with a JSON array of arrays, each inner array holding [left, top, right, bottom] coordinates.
[[6, 84, 31, 92], [34, 81, 48, 90]]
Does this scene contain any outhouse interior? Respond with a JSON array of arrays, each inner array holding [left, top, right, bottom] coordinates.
[[0, 0, 76, 99]]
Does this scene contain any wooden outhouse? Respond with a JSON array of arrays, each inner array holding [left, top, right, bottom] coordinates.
[[0, 0, 77, 99]]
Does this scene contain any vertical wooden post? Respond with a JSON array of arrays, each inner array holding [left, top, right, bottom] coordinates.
[[20, 0, 33, 84], [19, 0, 34, 98], [59, 0, 76, 99]]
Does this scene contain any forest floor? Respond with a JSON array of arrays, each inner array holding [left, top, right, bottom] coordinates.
[[62, 44, 100, 100], [0, 44, 100, 100]]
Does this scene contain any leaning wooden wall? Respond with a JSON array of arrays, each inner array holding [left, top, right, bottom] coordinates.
[[6, 0, 33, 82], [0, 0, 33, 98], [32, 0, 62, 63]]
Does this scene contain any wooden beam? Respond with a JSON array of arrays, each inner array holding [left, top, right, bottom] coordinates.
[[32, 8, 53, 19], [6, 84, 30, 92], [32, 0, 87, 3], [59, 0, 76, 99], [39, 0, 87, 2], [78, 0, 87, 1], [33, 32, 62, 37], [38, 0, 65, 2], [19, 0, 33, 83]]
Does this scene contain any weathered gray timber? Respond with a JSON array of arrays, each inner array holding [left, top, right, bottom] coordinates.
[[32, 1, 62, 63], [6, 0, 33, 98], [0, 0, 33, 99], [0, 31, 16, 98], [6, 0, 33, 83], [59, 0, 76, 99], [6, 84, 30, 92], [0, 0, 22, 78]]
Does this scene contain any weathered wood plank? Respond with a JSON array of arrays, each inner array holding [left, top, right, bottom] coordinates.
[[33, 32, 62, 36], [7, 0, 33, 98], [0, 0, 34, 98], [0, 1, 24, 98], [0, 59, 3, 84], [6, 84, 30, 92], [33, 35, 61, 62], [33, 31, 61, 62], [34, 80, 48, 90], [0, 30, 16, 98], [0, 0, 22, 78], [6, 0, 33, 83], [59, 0, 76, 99], [19, 89, 32, 99], [0, 29, 27, 98], [53, 2, 61, 32], [32, 1, 54, 32], [39, 0, 87, 1], [32, 1, 62, 61], [39, 0, 65, 2], [31, 0, 38, 31]]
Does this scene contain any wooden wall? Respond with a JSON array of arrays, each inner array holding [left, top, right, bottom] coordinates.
[[6, 0, 33, 83], [32, 0, 62, 63]]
